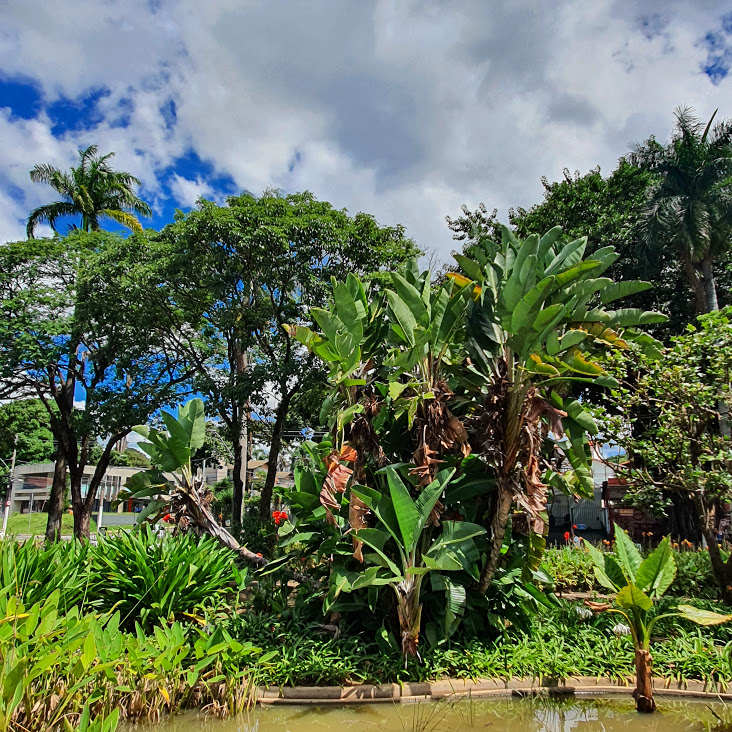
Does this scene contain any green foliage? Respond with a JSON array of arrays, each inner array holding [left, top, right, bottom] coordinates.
[[0, 231, 193, 537], [584, 527, 731, 656], [86, 528, 242, 630], [633, 106, 732, 313], [281, 224, 662, 653], [541, 546, 596, 593], [598, 306, 732, 595], [0, 399, 54, 491], [27, 144, 151, 237], [0, 539, 91, 611], [0, 590, 261, 731], [152, 189, 419, 523]]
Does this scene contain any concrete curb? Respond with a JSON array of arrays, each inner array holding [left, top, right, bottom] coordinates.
[[256, 676, 732, 705]]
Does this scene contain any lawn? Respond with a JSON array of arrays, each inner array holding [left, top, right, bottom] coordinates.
[[5, 511, 89, 536]]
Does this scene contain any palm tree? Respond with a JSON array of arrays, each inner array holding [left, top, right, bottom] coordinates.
[[633, 106, 732, 313], [27, 145, 152, 238]]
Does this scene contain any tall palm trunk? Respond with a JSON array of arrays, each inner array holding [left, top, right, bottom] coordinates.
[[700, 258, 719, 312], [681, 256, 707, 314]]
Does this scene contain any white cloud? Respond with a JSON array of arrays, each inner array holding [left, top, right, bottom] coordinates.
[[0, 0, 730, 256], [169, 174, 215, 208]]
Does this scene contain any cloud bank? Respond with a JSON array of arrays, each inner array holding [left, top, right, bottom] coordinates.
[[1, 0, 730, 257]]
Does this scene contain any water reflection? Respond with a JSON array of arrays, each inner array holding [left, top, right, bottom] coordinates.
[[135, 696, 725, 732]]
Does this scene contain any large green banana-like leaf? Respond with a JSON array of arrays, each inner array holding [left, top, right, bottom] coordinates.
[[635, 537, 676, 599], [613, 527, 643, 583], [616, 582, 653, 612]]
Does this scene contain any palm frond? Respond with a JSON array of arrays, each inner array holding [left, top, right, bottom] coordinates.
[[26, 201, 77, 238], [101, 208, 144, 232]]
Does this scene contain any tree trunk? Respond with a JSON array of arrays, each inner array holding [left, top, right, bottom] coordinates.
[[72, 500, 92, 541], [633, 648, 656, 713], [44, 455, 68, 543], [697, 497, 732, 603], [667, 492, 700, 543], [258, 392, 291, 519], [681, 257, 707, 314], [478, 484, 514, 593], [700, 258, 719, 313], [231, 424, 246, 536]]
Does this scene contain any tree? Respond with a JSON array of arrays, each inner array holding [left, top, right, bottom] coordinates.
[[0, 232, 193, 540], [632, 106, 732, 314], [26, 145, 151, 238], [0, 399, 55, 494], [597, 306, 732, 600], [448, 161, 709, 336], [152, 190, 419, 527]]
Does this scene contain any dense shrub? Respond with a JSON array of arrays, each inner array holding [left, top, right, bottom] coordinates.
[[542, 544, 720, 599], [87, 528, 244, 629]]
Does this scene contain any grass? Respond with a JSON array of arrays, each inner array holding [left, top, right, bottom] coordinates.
[[3, 511, 139, 536], [5, 511, 88, 536]]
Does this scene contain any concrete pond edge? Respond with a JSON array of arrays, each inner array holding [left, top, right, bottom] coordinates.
[[256, 676, 732, 705]]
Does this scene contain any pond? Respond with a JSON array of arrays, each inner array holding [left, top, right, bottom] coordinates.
[[140, 696, 730, 731]]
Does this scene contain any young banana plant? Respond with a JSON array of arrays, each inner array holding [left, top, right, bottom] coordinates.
[[114, 398, 265, 567], [451, 225, 667, 592], [584, 527, 732, 713], [327, 465, 485, 659]]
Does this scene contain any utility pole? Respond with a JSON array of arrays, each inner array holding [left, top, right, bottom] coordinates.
[[97, 477, 106, 535], [1, 437, 18, 538]]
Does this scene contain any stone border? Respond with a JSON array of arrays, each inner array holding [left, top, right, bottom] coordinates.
[[256, 677, 732, 705]]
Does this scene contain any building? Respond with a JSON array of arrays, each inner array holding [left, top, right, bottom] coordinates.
[[11, 458, 294, 519]]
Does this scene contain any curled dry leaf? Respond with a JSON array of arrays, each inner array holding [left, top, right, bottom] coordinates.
[[320, 446, 357, 525], [348, 492, 369, 561], [585, 600, 611, 612]]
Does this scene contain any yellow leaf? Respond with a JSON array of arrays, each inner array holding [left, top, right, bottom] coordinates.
[[160, 687, 170, 704], [446, 272, 472, 287]]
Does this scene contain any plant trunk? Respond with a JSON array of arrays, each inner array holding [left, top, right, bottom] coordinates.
[[700, 258, 719, 313], [179, 477, 267, 568], [681, 256, 707, 315], [45, 456, 67, 543], [231, 421, 247, 535], [258, 392, 291, 520], [478, 484, 514, 593], [633, 648, 656, 713], [72, 500, 92, 541], [394, 575, 423, 658]]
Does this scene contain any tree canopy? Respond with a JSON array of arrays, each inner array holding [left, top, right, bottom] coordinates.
[[151, 190, 420, 525]]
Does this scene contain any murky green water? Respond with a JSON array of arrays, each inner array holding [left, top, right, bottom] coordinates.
[[141, 697, 731, 732]]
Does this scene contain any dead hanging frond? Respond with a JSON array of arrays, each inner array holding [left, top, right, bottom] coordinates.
[[348, 493, 369, 561], [320, 444, 357, 525], [411, 381, 470, 488]]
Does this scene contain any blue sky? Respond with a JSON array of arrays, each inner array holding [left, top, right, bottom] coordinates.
[[1, 0, 732, 259]]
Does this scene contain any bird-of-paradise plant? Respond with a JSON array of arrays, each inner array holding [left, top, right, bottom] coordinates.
[[584, 527, 732, 713], [284, 225, 665, 654], [452, 225, 666, 591], [114, 398, 265, 567], [331, 465, 485, 658]]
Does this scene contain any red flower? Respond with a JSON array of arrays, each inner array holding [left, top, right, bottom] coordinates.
[[564, 531, 570, 542]]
